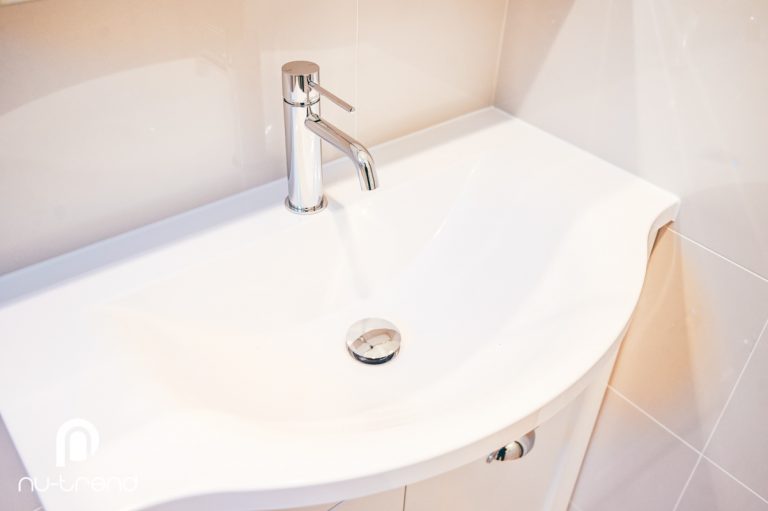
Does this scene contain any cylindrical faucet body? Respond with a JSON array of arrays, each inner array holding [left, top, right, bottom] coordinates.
[[281, 60, 377, 214], [282, 61, 326, 213]]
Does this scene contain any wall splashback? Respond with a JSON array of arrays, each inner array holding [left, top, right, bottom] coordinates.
[[0, 0, 507, 275], [495, 0, 768, 280]]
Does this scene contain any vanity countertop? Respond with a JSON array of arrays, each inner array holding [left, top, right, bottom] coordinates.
[[0, 108, 678, 511]]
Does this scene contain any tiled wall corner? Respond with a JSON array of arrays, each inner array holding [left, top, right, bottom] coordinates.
[[357, 0, 507, 145], [495, 0, 768, 280], [495, 1, 768, 509]]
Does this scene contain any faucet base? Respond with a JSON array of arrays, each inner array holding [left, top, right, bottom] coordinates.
[[285, 195, 328, 215]]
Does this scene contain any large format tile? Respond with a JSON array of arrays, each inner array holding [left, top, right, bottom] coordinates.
[[357, 0, 506, 145], [243, 0, 357, 167], [495, 0, 637, 172], [0, 417, 44, 511], [0, 0, 248, 274], [610, 229, 768, 450], [677, 458, 768, 511], [630, 0, 768, 280], [0, 0, 356, 275], [571, 389, 698, 511], [496, 0, 768, 278], [704, 321, 768, 501]]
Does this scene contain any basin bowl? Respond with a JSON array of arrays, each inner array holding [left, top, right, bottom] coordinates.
[[0, 108, 678, 511]]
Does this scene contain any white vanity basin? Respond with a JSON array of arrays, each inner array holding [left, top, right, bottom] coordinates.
[[0, 108, 678, 511]]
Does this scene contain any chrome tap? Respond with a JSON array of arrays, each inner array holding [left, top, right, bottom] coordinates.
[[281, 61, 378, 214]]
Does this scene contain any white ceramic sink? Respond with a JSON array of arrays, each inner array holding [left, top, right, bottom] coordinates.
[[0, 108, 678, 511]]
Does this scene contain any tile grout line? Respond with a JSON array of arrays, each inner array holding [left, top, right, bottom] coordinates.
[[610, 316, 768, 510], [701, 453, 768, 505], [608, 386, 700, 454], [606, 386, 703, 511], [353, 0, 359, 138], [699, 317, 768, 454], [490, 0, 511, 103], [670, 316, 768, 510], [401, 485, 408, 511], [585, 0, 614, 144], [645, 0, 691, 188], [671, 456, 704, 511], [668, 228, 768, 284]]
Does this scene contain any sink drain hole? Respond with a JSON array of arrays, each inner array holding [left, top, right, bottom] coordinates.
[[346, 318, 401, 365]]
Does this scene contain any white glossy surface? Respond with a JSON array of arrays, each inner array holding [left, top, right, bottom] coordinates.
[[405, 355, 615, 511], [0, 108, 677, 511]]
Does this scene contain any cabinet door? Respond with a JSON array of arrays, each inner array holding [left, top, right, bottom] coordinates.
[[403, 382, 604, 511], [267, 504, 333, 511], [335, 487, 405, 511], [271, 487, 404, 511]]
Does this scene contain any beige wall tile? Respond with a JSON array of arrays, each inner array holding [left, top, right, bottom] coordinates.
[[610, 229, 768, 450], [704, 321, 768, 501], [496, 0, 633, 168], [243, 0, 357, 167], [496, 0, 768, 279], [677, 459, 768, 511], [357, 0, 507, 145], [0, 0, 356, 275], [0, 0, 510, 275], [571, 389, 698, 511], [0, 417, 44, 511], [0, 0, 252, 274]]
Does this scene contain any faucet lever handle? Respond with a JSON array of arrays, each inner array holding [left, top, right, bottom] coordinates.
[[308, 79, 355, 113]]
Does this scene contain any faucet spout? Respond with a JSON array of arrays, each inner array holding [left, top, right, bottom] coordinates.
[[305, 115, 378, 191]]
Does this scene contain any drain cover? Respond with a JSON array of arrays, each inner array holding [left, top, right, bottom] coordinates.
[[346, 318, 401, 364]]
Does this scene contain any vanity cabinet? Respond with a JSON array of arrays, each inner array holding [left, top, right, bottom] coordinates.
[[273, 487, 403, 511], [403, 381, 604, 511], [276, 362, 611, 511]]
